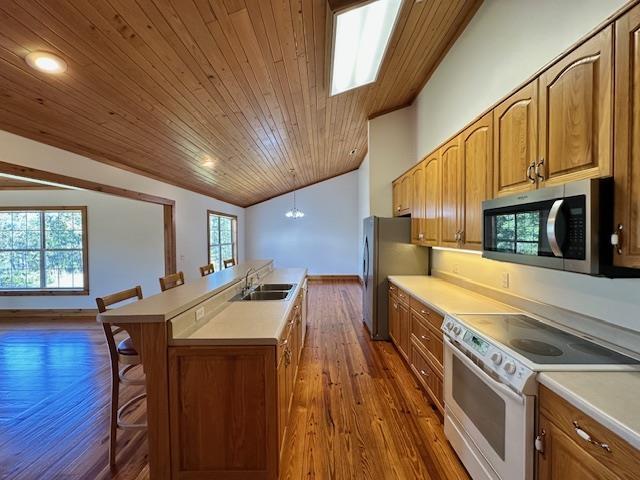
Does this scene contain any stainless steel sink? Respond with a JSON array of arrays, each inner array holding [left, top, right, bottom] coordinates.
[[253, 283, 295, 292], [240, 290, 291, 301]]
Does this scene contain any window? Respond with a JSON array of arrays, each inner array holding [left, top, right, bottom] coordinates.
[[0, 207, 88, 294], [207, 211, 237, 271]]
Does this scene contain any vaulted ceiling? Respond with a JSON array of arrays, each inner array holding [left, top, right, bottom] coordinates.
[[0, 0, 480, 206]]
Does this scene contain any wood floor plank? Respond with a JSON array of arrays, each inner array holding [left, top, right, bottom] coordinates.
[[0, 282, 467, 479]]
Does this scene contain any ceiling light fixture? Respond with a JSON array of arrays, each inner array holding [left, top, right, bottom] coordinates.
[[25, 51, 67, 74], [0, 173, 83, 190], [285, 169, 305, 219], [329, 0, 402, 96]]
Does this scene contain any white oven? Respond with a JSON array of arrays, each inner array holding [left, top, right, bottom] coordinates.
[[443, 337, 535, 480]]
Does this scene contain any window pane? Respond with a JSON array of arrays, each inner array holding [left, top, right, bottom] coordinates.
[[495, 214, 515, 241], [221, 244, 233, 263], [219, 217, 232, 244], [45, 250, 84, 289], [45, 211, 83, 249], [0, 251, 40, 289], [210, 246, 221, 272], [209, 215, 219, 245], [516, 212, 539, 242]]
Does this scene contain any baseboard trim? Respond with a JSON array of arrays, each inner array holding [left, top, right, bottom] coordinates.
[[0, 309, 98, 321], [307, 275, 361, 283]]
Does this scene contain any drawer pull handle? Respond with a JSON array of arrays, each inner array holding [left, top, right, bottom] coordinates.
[[420, 369, 429, 377], [420, 335, 429, 341], [420, 309, 430, 316], [572, 421, 611, 453]]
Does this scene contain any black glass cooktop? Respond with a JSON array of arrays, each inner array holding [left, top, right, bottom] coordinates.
[[457, 314, 640, 365]]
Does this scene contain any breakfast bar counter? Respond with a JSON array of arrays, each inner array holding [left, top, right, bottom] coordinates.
[[96, 260, 308, 480]]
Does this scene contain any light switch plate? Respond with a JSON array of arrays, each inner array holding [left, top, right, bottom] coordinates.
[[196, 307, 205, 321], [501, 272, 509, 289]]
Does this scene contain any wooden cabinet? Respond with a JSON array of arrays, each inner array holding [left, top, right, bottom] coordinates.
[[460, 112, 493, 250], [398, 301, 410, 360], [423, 153, 440, 246], [277, 350, 287, 448], [493, 81, 538, 197], [538, 27, 613, 188], [388, 292, 400, 345], [410, 164, 425, 244], [613, 5, 640, 269], [410, 340, 444, 414], [392, 173, 412, 216], [537, 385, 640, 480], [440, 136, 462, 247], [392, 180, 401, 216]]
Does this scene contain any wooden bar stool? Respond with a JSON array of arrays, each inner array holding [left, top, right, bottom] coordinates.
[[159, 271, 184, 291], [199, 263, 215, 277], [96, 286, 147, 468], [223, 258, 235, 268]]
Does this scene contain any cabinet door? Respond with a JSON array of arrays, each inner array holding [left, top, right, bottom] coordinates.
[[423, 153, 440, 246], [537, 413, 618, 480], [399, 302, 410, 359], [440, 136, 462, 247], [493, 80, 538, 197], [614, 6, 640, 269], [277, 356, 287, 449], [411, 164, 425, 244], [389, 295, 400, 345], [461, 112, 493, 250], [392, 180, 401, 216], [538, 27, 613, 187], [401, 175, 412, 215]]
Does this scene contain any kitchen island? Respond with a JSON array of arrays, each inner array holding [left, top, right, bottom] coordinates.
[[97, 260, 308, 480]]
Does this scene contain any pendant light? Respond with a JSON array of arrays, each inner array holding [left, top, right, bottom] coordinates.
[[285, 169, 305, 219]]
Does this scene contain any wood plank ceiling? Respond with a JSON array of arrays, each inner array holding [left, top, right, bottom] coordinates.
[[0, 0, 481, 207]]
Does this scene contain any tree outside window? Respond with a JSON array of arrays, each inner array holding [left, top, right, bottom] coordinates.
[[0, 207, 88, 294], [207, 211, 237, 271]]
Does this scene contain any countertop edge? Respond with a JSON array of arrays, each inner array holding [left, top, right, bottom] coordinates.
[[537, 373, 640, 451]]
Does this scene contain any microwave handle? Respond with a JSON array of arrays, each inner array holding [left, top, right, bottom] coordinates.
[[547, 199, 565, 257]]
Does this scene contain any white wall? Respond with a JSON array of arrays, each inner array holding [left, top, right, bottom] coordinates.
[[0, 189, 164, 308], [246, 171, 359, 275], [414, 0, 626, 160], [0, 131, 245, 286], [357, 153, 370, 251], [368, 106, 416, 217], [400, 0, 638, 333]]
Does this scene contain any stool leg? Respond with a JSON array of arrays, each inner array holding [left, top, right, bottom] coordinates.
[[108, 357, 119, 467]]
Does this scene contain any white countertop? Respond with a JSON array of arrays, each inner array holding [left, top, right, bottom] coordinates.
[[171, 267, 307, 346], [538, 371, 640, 450], [387, 275, 516, 316], [97, 260, 273, 324]]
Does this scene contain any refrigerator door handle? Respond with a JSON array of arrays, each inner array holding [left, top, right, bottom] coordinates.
[[363, 237, 369, 289]]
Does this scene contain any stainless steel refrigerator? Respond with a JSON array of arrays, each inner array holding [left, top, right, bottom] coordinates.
[[362, 216, 429, 340]]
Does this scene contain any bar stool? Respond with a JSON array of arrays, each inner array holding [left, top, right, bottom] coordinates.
[[223, 258, 236, 268], [199, 263, 215, 277], [159, 271, 184, 291], [96, 286, 147, 468]]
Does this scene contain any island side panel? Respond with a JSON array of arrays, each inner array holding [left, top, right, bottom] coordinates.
[[168, 345, 278, 480]]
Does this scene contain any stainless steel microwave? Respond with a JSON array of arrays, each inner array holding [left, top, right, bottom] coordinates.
[[482, 178, 636, 277]]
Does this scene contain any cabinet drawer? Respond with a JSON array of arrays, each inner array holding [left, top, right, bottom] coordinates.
[[539, 385, 640, 479], [388, 282, 398, 298], [396, 288, 410, 305], [410, 340, 444, 414], [410, 311, 443, 375], [409, 296, 444, 330], [277, 315, 295, 362]]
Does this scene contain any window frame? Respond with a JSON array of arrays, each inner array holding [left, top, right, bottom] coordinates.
[[0, 206, 89, 296], [207, 210, 238, 271]]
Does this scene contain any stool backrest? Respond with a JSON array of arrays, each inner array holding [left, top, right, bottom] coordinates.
[[223, 258, 235, 268], [159, 271, 184, 291], [199, 263, 215, 277], [96, 286, 144, 359]]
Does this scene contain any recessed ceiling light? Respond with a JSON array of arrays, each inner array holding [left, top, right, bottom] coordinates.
[[329, 0, 402, 96], [25, 51, 67, 74]]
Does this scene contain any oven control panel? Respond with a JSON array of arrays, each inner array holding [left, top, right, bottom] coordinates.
[[442, 315, 536, 394]]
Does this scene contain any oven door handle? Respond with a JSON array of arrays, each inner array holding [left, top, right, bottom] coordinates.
[[547, 199, 565, 257], [445, 337, 524, 404]]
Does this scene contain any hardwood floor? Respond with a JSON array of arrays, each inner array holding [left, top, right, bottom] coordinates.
[[0, 282, 467, 479]]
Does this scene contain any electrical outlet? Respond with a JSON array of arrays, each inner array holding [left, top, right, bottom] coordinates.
[[453, 264, 460, 274], [196, 307, 205, 321], [501, 272, 510, 289]]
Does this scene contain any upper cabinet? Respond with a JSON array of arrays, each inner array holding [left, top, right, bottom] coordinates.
[[410, 165, 425, 244], [613, 5, 640, 269], [493, 81, 538, 197], [439, 136, 462, 248], [538, 27, 613, 187], [392, 180, 401, 216], [461, 112, 493, 250], [423, 153, 440, 246], [393, 173, 412, 217]]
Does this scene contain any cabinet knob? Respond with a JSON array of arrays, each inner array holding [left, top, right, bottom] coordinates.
[[420, 369, 429, 377], [420, 335, 429, 341]]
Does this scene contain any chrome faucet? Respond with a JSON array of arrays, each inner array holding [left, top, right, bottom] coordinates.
[[243, 267, 256, 295]]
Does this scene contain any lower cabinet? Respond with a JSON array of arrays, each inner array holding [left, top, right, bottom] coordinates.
[[168, 289, 305, 480], [387, 281, 445, 416], [537, 385, 640, 480]]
